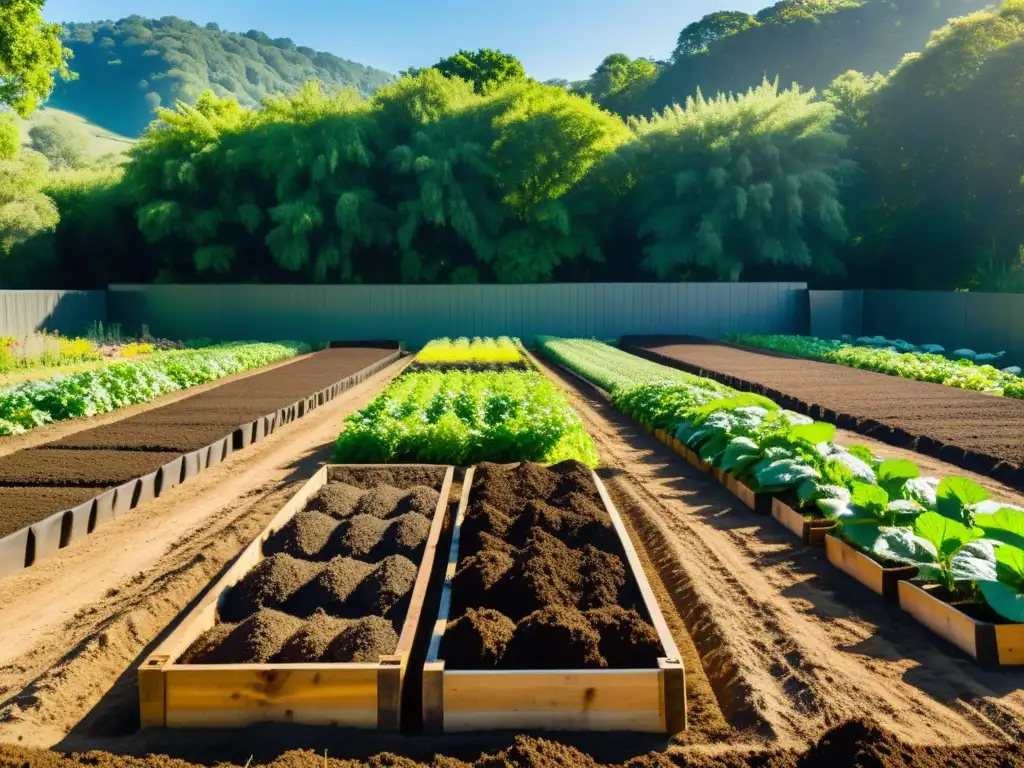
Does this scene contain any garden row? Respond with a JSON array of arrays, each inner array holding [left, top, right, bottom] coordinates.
[[538, 337, 1024, 667], [729, 333, 1023, 398], [0, 341, 312, 435], [620, 335, 1024, 489], [0, 344, 401, 579], [141, 461, 682, 732], [139, 338, 684, 734]]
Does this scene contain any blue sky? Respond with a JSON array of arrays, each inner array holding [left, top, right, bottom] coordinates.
[[43, 0, 767, 81]]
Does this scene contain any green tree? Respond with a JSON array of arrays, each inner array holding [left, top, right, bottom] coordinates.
[[622, 80, 850, 282], [673, 11, 759, 60], [823, 69, 885, 134], [0, 149, 58, 255], [0, 115, 18, 160], [432, 49, 526, 93], [28, 121, 90, 169], [0, 0, 73, 116], [848, 0, 1024, 291]]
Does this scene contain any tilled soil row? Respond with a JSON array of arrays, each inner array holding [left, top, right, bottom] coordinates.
[[0, 346, 400, 578], [621, 336, 1024, 490], [440, 461, 662, 670], [182, 466, 446, 665]]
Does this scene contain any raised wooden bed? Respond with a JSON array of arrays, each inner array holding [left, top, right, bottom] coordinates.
[[825, 534, 917, 600], [898, 581, 1024, 666], [139, 463, 454, 729], [423, 466, 685, 734], [771, 498, 836, 546]]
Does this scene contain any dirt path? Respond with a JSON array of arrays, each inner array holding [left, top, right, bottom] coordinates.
[[0, 357, 410, 748], [535, 357, 1024, 750], [0, 353, 309, 459]]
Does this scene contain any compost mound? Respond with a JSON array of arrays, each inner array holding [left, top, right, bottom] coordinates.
[[440, 461, 661, 670], [263, 511, 340, 560], [219, 554, 324, 623], [182, 469, 443, 665]]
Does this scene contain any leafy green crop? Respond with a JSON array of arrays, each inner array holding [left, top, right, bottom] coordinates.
[[0, 341, 309, 435], [333, 370, 597, 466], [730, 333, 1021, 397], [540, 336, 1024, 623]]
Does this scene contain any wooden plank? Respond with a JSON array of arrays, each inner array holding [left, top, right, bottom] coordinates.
[[426, 467, 475, 664], [395, 467, 455, 656], [592, 470, 682, 664], [995, 624, 1024, 666], [826, 534, 916, 600], [422, 661, 445, 734], [163, 665, 378, 728], [443, 669, 663, 732], [141, 464, 455, 730], [898, 581, 979, 659]]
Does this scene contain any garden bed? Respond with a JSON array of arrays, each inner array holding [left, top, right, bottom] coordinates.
[[139, 464, 453, 730], [423, 461, 684, 733], [0, 345, 401, 580], [619, 336, 1024, 489]]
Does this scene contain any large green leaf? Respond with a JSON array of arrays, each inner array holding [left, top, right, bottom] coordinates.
[[719, 436, 760, 474], [754, 458, 819, 492], [949, 540, 998, 584], [913, 511, 979, 559], [850, 482, 888, 513], [978, 545, 1024, 622], [787, 421, 836, 446], [877, 459, 920, 499], [935, 477, 989, 525], [871, 527, 938, 571], [976, 507, 1024, 551], [840, 520, 884, 553], [903, 477, 937, 510]]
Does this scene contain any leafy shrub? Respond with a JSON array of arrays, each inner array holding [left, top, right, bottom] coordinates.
[[334, 370, 597, 466], [416, 337, 522, 365], [0, 341, 309, 434]]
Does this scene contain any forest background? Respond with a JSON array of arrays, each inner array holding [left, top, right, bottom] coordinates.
[[1, 0, 1022, 293]]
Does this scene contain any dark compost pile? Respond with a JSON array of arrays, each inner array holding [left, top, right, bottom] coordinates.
[[440, 461, 662, 670], [182, 468, 444, 665]]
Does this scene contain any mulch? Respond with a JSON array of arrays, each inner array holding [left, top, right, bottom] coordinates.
[[0, 346, 398, 540], [620, 336, 1024, 489]]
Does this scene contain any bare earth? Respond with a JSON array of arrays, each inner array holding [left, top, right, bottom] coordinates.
[[0, 357, 410, 748], [534, 357, 1024, 750]]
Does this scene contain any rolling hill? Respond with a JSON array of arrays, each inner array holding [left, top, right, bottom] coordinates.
[[18, 107, 135, 161], [47, 15, 394, 137]]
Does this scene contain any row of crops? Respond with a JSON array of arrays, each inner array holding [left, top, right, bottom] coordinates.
[[333, 338, 598, 466], [538, 337, 1024, 632], [730, 333, 1024, 398], [0, 342, 311, 436]]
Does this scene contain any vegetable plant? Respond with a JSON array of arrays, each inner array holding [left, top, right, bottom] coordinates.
[[416, 337, 523, 365]]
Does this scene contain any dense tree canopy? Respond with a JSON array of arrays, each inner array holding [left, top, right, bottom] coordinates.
[[431, 49, 526, 93], [622, 82, 850, 281], [639, 0, 990, 118], [845, 0, 1024, 292], [0, 116, 18, 161], [47, 16, 394, 136], [0, 0, 73, 116]]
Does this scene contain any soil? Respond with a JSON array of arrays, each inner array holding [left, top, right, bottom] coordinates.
[[40, 423, 236, 453], [0, 346, 399, 540], [182, 466, 442, 664], [0, 449, 177, 487], [620, 336, 1024, 489], [0, 487, 107, 538], [533, 354, 1024, 747], [440, 461, 661, 670]]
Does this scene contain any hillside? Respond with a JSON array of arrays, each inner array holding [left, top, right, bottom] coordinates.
[[18, 108, 134, 161], [47, 16, 394, 136], [632, 0, 994, 115]]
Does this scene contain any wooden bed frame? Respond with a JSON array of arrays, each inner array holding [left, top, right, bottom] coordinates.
[[138, 463, 454, 730], [422, 466, 686, 734]]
